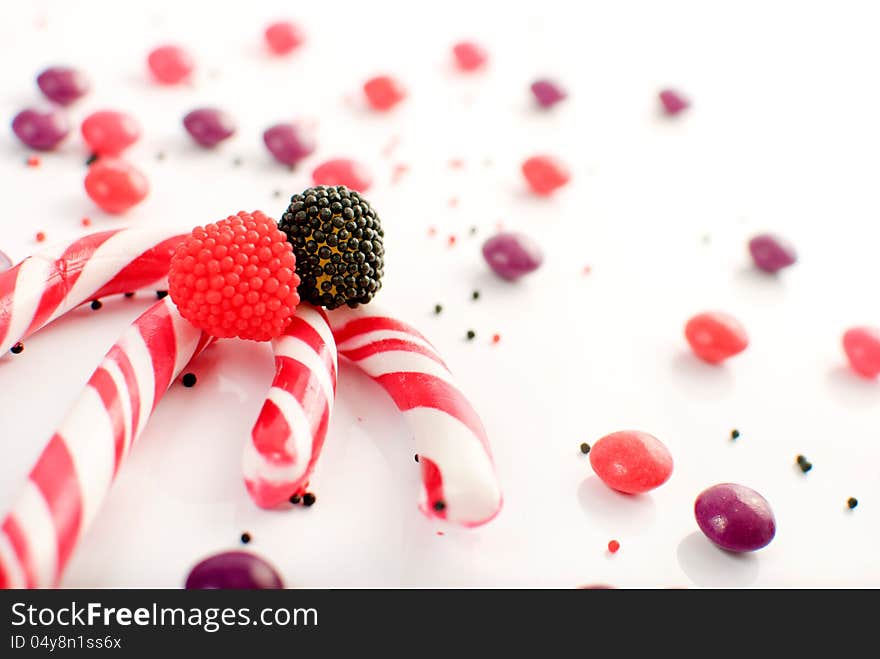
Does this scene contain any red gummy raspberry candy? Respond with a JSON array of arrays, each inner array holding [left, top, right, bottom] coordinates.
[[522, 155, 570, 195], [168, 211, 301, 342], [590, 430, 673, 494], [312, 158, 372, 192], [842, 327, 880, 378], [363, 75, 406, 111], [148, 45, 194, 85], [84, 159, 149, 214], [81, 110, 142, 156], [453, 41, 488, 71], [265, 21, 305, 55], [685, 311, 749, 364]]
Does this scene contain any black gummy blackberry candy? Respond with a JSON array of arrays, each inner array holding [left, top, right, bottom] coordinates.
[[278, 186, 385, 309]]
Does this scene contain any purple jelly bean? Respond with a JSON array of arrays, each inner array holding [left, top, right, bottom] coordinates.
[[11, 108, 70, 151], [185, 551, 284, 589], [0, 251, 12, 273], [263, 123, 316, 167], [183, 108, 236, 148], [748, 233, 797, 273], [482, 232, 544, 281], [36, 66, 90, 106], [531, 79, 567, 108], [694, 483, 776, 553]]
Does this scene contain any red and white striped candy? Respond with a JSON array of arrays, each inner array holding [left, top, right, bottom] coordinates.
[[0, 298, 210, 588], [0, 228, 185, 355], [329, 307, 502, 527], [243, 305, 337, 509]]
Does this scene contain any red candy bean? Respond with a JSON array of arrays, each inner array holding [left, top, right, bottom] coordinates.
[[589, 431, 673, 494], [685, 312, 748, 364], [84, 159, 149, 214], [81, 110, 141, 156]]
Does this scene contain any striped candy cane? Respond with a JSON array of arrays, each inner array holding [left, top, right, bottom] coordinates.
[[0, 298, 211, 588], [329, 307, 502, 527], [243, 305, 337, 509], [0, 228, 185, 355]]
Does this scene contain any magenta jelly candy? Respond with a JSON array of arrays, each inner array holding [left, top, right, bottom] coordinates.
[[312, 158, 372, 192], [147, 45, 194, 84], [36, 66, 90, 106], [184, 108, 236, 147], [81, 110, 141, 156], [453, 41, 488, 71], [522, 155, 570, 195], [659, 89, 689, 115], [843, 327, 880, 378], [185, 551, 283, 589], [482, 232, 543, 281], [363, 75, 406, 111], [263, 123, 316, 166], [695, 483, 776, 552], [12, 108, 69, 151], [685, 311, 748, 364], [265, 21, 305, 55], [589, 430, 673, 494], [531, 79, 567, 108], [748, 233, 797, 273]]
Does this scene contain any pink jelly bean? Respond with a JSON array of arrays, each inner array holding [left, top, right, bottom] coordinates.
[[148, 45, 194, 84], [312, 158, 372, 192], [521, 155, 570, 195], [842, 327, 880, 378]]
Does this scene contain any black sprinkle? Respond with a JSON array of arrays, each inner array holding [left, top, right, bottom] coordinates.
[[414, 454, 419, 462], [466, 330, 476, 340], [181, 373, 197, 387], [731, 429, 740, 440], [472, 290, 480, 300], [156, 152, 166, 161], [289, 494, 301, 505], [273, 189, 282, 198], [10, 342, 24, 355], [90, 299, 102, 310], [434, 304, 443, 315], [796, 455, 813, 473], [701, 234, 711, 245], [302, 492, 316, 507], [232, 156, 243, 167], [433, 500, 446, 512], [123, 292, 135, 298], [580, 442, 591, 454], [85, 153, 99, 166], [240, 532, 251, 544], [847, 497, 858, 510], [156, 290, 168, 299], [469, 226, 478, 236]]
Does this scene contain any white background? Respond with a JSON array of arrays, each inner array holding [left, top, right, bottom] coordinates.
[[1, 0, 878, 587]]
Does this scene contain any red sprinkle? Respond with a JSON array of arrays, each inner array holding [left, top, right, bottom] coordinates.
[[608, 540, 620, 554], [492, 333, 501, 344], [447, 235, 457, 246], [582, 265, 592, 275], [35, 231, 46, 242], [427, 226, 437, 237], [449, 159, 465, 169], [81, 217, 92, 227], [391, 163, 409, 184], [26, 155, 40, 167], [448, 197, 459, 208]]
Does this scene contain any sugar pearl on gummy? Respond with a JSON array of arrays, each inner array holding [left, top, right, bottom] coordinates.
[[842, 327, 880, 378], [694, 483, 776, 552], [482, 232, 543, 281], [265, 21, 304, 55], [185, 551, 283, 589], [312, 158, 372, 192], [263, 123, 315, 167], [184, 108, 236, 147], [37, 66, 90, 106], [12, 108, 69, 151], [147, 45, 194, 84], [84, 159, 149, 214], [521, 155, 570, 195], [685, 311, 749, 364], [81, 110, 141, 156], [531, 79, 567, 108], [748, 233, 797, 273], [589, 431, 673, 494]]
